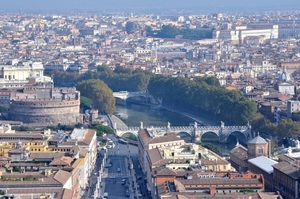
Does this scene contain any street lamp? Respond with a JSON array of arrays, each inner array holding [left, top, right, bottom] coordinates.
[[117, 143, 119, 155]]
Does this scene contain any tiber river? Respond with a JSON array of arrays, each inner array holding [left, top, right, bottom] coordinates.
[[114, 102, 238, 156]]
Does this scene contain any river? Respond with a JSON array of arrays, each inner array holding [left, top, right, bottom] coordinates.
[[113, 102, 237, 156]]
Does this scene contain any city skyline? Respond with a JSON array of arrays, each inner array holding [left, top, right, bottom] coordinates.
[[1, 0, 300, 14]]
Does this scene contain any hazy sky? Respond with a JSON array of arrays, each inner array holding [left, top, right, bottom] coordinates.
[[1, 0, 300, 13]]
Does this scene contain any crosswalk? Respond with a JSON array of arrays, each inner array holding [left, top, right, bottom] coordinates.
[[106, 197, 129, 199], [103, 173, 131, 178]]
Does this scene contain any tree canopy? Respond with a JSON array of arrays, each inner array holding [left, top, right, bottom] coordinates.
[[250, 113, 300, 140], [76, 79, 116, 115], [276, 119, 300, 139], [148, 75, 257, 125], [50, 65, 258, 125], [125, 22, 135, 34], [89, 123, 113, 137], [0, 106, 8, 113], [50, 65, 153, 92], [80, 96, 93, 111], [146, 25, 213, 40]]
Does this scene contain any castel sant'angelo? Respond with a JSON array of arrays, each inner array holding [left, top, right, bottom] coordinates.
[[9, 77, 80, 126]]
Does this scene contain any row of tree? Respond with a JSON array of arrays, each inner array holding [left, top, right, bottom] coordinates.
[[146, 25, 213, 40], [51, 66, 257, 125], [251, 113, 300, 139], [148, 75, 257, 125], [51, 65, 153, 92]]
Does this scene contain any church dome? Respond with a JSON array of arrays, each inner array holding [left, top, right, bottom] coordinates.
[[278, 68, 291, 82]]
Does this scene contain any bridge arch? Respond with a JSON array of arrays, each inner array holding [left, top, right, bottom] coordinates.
[[201, 131, 220, 142], [127, 95, 148, 101], [176, 131, 192, 143], [119, 131, 138, 138], [227, 131, 247, 143]]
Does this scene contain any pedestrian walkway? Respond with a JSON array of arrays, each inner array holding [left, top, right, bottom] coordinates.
[[128, 157, 138, 199], [111, 115, 128, 129], [99, 167, 108, 196]]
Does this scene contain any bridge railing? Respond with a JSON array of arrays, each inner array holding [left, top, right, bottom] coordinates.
[[116, 125, 249, 131]]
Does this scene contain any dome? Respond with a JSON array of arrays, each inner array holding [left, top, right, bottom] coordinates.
[[278, 68, 290, 82]]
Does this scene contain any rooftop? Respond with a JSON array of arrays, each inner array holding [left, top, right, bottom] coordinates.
[[248, 156, 278, 174], [248, 134, 267, 144]]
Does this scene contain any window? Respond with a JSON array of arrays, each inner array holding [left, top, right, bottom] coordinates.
[[258, 147, 264, 154]]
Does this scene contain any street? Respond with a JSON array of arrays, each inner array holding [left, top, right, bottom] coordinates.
[[104, 156, 131, 199], [82, 151, 103, 199], [80, 133, 150, 199], [131, 156, 151, 199], [102, 134, 151, 199]]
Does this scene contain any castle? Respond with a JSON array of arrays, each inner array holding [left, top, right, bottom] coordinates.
[[9, 77, 81, 126]]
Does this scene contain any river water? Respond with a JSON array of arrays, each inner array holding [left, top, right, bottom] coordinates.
[[114, 103, 236, 156]]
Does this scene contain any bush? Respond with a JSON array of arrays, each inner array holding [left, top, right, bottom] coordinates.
[[240, 188, 255, 193], [89, 123, 113, 137]]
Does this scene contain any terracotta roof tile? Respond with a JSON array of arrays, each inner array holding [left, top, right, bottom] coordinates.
[[50, 156, 73, 166], [0, 177, 61, 188], [147, 147, 163, 165], [53, 169, 72, 185], [62, 189, 73, 199], [82, 129, 96, 145], [138, 129, 152, 144], [149, 134, 183, 144], [30, 152, 65, 160], [230, 145, 248, 160]]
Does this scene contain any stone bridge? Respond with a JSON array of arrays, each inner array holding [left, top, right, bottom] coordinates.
[[113, 91, 148, 100], [113, 91, 162, 105], [115, 121, 254, 143]]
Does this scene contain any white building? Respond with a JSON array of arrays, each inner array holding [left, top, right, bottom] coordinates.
[[0, 61, 47, 89], [70, 128, 97, 180], [213, 24, 278, 44], [0, 62, 44, 81]]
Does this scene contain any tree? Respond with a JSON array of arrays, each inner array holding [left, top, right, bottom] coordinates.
[[76, 79, 116, 115], [148, 75, 257, 125], [251, 113, 276, 135], [80, 96, 93, 111], [89, 123, 113, 137], [146, 25, 213, 40], [125, 22, 135, 34], [276, 119, 300, 139], [0, 106, 8, 113]]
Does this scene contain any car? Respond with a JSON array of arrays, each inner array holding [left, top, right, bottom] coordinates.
[[103, 192, 108, 198], [136, 176, 142, 180], [117, 168, 121, 172], [104, 164, 112, 168], [121, 179, 126, 185], [125, 190, 130, 197]]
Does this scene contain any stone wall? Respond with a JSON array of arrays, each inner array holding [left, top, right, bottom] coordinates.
[[9, 98, 80, 126]]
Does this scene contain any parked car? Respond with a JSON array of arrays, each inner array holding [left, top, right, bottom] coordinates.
[[125, 190, 130, 197]]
